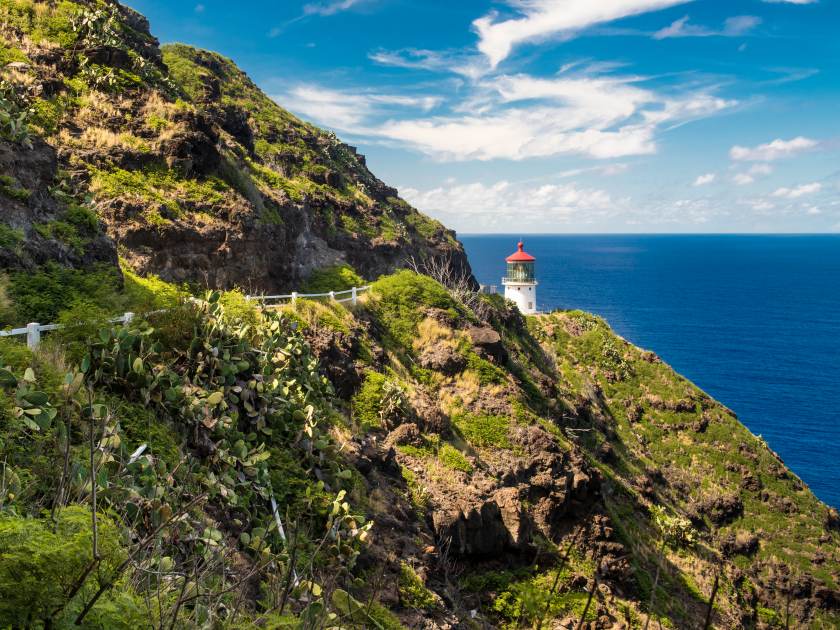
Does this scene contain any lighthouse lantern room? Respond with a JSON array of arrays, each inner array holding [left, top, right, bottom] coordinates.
[[502, 241, 538, 314]]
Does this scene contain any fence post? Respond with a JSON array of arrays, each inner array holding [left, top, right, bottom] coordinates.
[[329, 291, 335, 302], [351, 286, 358, 305], [26, 323, 41, 349], [124, 312, 134, 324], [291, 292, 298, 305]]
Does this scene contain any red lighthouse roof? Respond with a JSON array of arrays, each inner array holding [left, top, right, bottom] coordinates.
[[506, 241, 535, 263]]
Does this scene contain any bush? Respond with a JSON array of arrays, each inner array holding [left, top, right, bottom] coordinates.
[[438, 443, 473, 473], [302, 264, 364, 294], [453, 412, 511, 449], [8, 263, 123, 324], [122, 266, 184, 312], [352, 371, 406, 431], [0, 505, 141, 627], [370, 271, 461, 350], [54, 298, 111, 363], [398, 562, 438, 611]]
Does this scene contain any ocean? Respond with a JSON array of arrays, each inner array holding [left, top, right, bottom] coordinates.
[[460, 235, 840, 508]]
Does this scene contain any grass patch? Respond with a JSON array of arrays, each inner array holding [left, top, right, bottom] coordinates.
[[438, 442, 473, 473], [453, 412, 511, 449], [301, 264, 364, 294], [398, 562, 437, 611], [0, 175, 30, 202], [370, 271, 462, 351]]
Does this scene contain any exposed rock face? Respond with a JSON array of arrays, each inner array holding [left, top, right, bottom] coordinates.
[[417, 344, 466, 375], [1, 6, 473, 295], [0, 139, 116, 272]]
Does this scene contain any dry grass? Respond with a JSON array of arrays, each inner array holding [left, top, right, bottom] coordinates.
[[60, 127, 149, 152], [413, 317, 456, 352], [439, 370, 481, 413]]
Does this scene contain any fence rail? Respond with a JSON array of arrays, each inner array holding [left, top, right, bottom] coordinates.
[[247, 285, 371, 307], [0, 285, 372, 349]]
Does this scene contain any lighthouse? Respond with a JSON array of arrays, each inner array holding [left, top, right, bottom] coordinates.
[[502, 241, 538, 314]]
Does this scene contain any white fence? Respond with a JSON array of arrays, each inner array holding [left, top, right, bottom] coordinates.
[[0, 285, 372, 349], [247, 285, 371, 308]]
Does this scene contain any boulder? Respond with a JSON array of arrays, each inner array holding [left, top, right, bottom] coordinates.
[[418, 344, 466, 375], [825, 508, 840, 531], [384, 423, 422, 450], [432, 489, 531, 557], [467, 325, 507, 363], [720, 531, 760, 557]]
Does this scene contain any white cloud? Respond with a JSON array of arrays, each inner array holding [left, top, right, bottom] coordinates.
[[369, 48, 487, 80], [558, 163, 629, 178], [278, 86, 441, 129], [724, 15, 762, 34], [401, 179, 613, 230], [282, 70, 734, 162], [693, 173, 715, 186], [473, 0, 689, 68], [730, 136, 818, 161], [772, 182, 822, 198], [654, 15, 760, 39], [748, 163, 774, 176], [732, 163, 773, 185], [303, 0, 365, 17], [762, 0, 817, 4]]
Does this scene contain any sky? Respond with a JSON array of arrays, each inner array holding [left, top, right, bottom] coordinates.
[[126, 0, 840, 234]]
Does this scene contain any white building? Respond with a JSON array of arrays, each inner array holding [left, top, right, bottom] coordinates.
[[502, 241, 538, 314]]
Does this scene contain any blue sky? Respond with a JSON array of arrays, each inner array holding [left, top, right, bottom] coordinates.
[[127, 0, 839, 233]]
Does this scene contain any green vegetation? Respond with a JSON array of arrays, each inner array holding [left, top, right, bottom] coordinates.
[[90, 165, 229, 219], [0, 223, 23, 250], [352, 371, 406, 431], [6, 262, 122, 324], [453, 412, 511, 449], [0, 506, 143, 628], [370, 271, 462, 350], [302, 264, 364, 294], [0, 174, 29, 201], [438, 442, 473, 473], [398, 562, 438, 611], [0, 292, 373, 627], [465, 351, 508, 385], [0, 0, 79, 48]]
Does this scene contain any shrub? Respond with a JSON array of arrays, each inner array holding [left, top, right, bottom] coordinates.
[[219, 288, 262, 330], [0, 223, 23, 250], [398, 562, 438, 610], [122, 266, 184, 312], [54, 298, 111, 363], [453, 412, 511, 449], [0, 505, 138, 627], [370, 271, 461, 350], [352, 371, 406, 430], [302, 264, 364, 294], [0, 174, 30, 202], [466, 352, 507, 386], [8, 263, 123, 324], [438, 443, 473, 473]]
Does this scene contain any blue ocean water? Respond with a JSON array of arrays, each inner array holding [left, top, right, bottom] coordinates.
[[460, 235, 840, 508]]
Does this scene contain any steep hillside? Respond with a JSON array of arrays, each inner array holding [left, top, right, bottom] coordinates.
[[0, 0, 469, 325], [1, 270, 836, 628]]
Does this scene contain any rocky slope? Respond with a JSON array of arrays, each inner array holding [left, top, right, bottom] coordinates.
[[1, 271, 837, 629], [293, 272, 840, 629], [0, 0, 469, 321]]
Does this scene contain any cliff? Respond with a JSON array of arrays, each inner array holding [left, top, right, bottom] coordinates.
[[0, 270, 837, 628], [0, 0, 470, 326]]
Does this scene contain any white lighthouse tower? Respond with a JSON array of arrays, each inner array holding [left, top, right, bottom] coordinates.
[[502, 241, 538, 314]]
